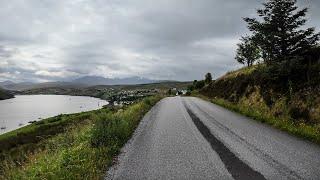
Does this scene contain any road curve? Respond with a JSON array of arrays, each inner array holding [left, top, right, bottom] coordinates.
[[106, 97, 320, 180]]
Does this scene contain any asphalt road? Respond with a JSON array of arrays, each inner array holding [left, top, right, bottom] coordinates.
[[106, 97, 320, 180]]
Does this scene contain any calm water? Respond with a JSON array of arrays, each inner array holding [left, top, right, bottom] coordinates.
[[0, 95, 108, 134]]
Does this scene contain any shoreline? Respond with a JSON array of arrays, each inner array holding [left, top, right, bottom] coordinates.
[[0, 94, 108, 136]]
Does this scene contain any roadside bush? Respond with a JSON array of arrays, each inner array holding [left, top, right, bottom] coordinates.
[[187, 85, 194, 91], [90, 95, 162, 150], [144, 98, 152, 106], [186, 91, 191, 96], [289, 104, 310, 123], [194, 80, 205, 89], [90, 113, 130, 149]]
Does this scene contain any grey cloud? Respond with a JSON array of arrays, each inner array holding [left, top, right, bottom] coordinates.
[[0, 0, 319, 82], [0, 46, 16, 58]]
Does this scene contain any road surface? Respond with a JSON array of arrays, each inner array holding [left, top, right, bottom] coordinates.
[[106, 97, 320, 180]]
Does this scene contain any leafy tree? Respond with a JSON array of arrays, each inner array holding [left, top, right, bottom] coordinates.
[[193, 80, 198, 87], [187, 85, 194, 91], [235, 36, 261, 67], [244, 0, 319, 64], [205, 73, 213, 84], [194, 80, 205, 89]]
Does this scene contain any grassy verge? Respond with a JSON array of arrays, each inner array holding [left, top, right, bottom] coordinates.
[[193, 93, 320, 145], [0, 113, 92, 151], [1, 95, 163, 179]]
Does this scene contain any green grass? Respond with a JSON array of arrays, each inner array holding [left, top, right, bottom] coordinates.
[[195, 93, 320, 145], [1, 95, 163, 179], [0, 112, 93, 151], [4, 120, 109, 180], [219, 64, 261, 80]]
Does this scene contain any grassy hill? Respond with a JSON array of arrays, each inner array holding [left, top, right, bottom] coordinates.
[[0, 88, 14, 100], [200, 65, 320, 143]]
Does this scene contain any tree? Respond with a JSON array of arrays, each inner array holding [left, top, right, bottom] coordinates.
[[205, 73, 213, 84], [193, 80, 198, 88], [244, 0, 319, 64], [194, 80, 205, 89], [235, 36, 261, 67], [187, 85, 194, 91]]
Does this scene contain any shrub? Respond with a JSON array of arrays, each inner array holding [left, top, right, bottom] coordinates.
[[187, 85, 194, 91], [90, 96, 162, 149], [91, 113, 130, 149], [195, 80, 205, 89], [289, 105, 310, 123]]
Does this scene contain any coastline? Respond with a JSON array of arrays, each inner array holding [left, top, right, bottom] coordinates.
[[0, 89, 14, 100], [0, 94, 108, 136]]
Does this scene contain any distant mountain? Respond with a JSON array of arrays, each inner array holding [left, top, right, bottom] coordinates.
[[0, 81, 86, 91], [0, 80, 15, 86], [1, 82, 34, 90], [0, 76, 161, 91], [71, 76, 157, 86]]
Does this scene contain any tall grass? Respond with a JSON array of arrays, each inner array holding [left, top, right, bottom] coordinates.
[[196, 93, 320, 144], [1, 95, 163, 179], [90, 96, 161, 152]]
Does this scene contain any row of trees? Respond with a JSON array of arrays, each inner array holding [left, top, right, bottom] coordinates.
[[167, 72, 212, 95], [188, 73, 212, 91], [235, 0, 319, 69]]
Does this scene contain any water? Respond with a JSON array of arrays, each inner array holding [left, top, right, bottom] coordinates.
[[0, 95, 108, 134]]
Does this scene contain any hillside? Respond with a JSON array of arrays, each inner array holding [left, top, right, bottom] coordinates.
[[200, 65, 320, 142], [20, 81, 191, 98], [0, 88, 14, 100], [71, 76, 157, 86]]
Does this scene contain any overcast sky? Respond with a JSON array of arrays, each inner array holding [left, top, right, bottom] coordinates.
[[0, 0, 319, 82]]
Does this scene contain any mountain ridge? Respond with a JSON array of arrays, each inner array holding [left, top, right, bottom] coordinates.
[[71, 76, 157, 86], [0, 76, 168, 90]]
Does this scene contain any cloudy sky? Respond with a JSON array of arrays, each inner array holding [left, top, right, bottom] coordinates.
[[0, 0, 319, 82]]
